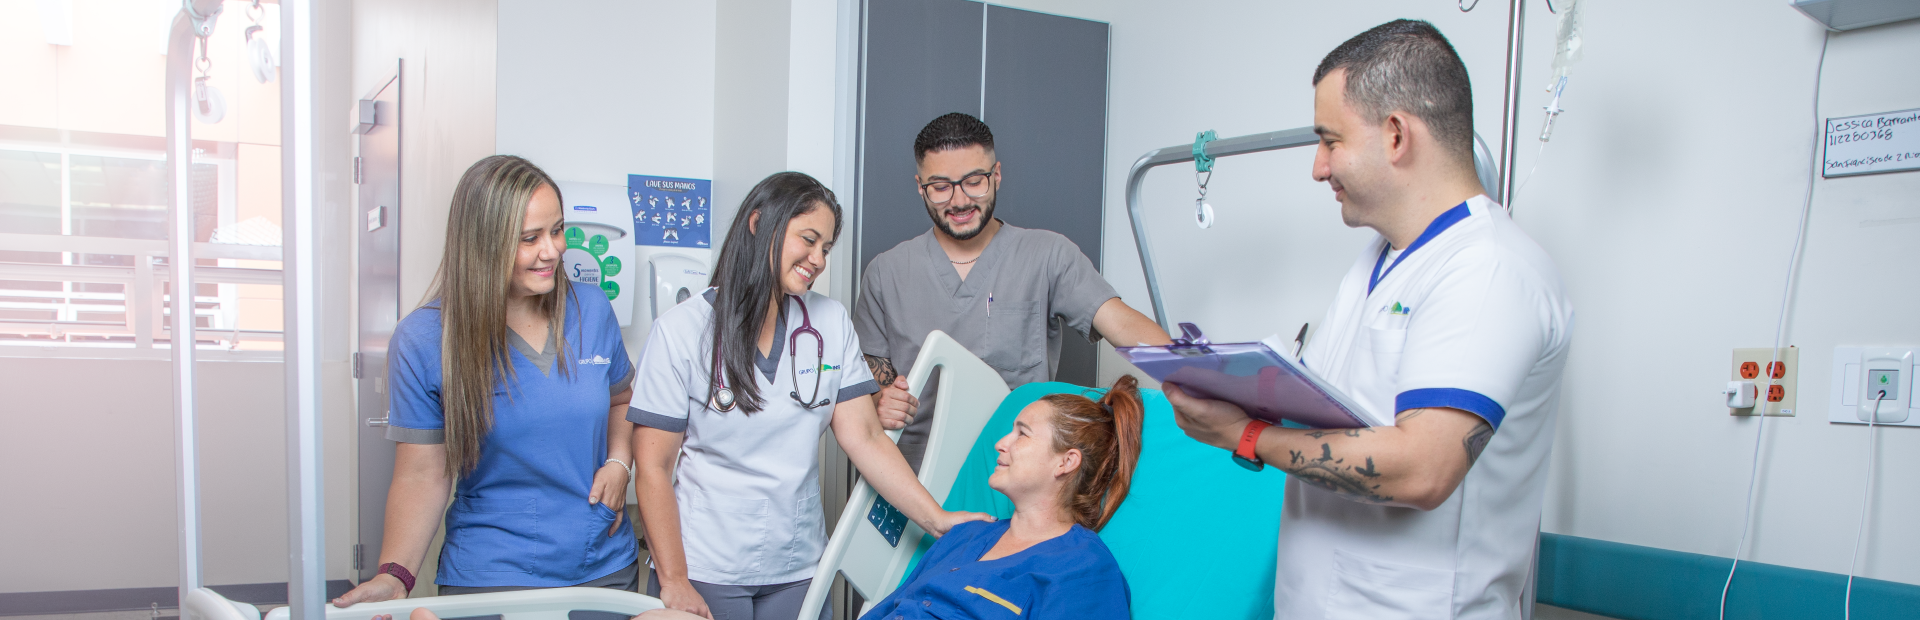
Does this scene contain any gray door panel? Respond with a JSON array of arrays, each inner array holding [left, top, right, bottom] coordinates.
[[355, 67, 402, 582], [982, 6, 1109, 386], [857, 2, 1108, 387], [857, 0, 983, 271]]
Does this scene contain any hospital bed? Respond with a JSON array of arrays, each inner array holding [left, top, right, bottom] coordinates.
[[801, 331, 1291, 619], [191, 329, 1283, 620]]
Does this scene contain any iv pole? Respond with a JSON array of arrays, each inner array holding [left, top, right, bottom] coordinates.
[[165, 0, 225, 611], [1497, 0, 1527, 211], [279, 1, 327, 619], [165, 2, 326, 618]]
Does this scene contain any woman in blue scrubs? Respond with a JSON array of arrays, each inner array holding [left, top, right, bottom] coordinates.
[[332, 155, 640, 605], [856, 375, 1144, 619], [637, 376, 1143, 620]]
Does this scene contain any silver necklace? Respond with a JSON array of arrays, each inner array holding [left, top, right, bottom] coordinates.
[[949, 256, 980, 265]]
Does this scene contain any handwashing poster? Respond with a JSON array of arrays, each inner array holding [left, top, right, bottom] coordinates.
[[628, 174, 713, 248]]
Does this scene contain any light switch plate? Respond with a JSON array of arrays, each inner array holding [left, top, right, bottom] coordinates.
[[1730, 347, 1797, 416], [1831, 346, 1920, 426]]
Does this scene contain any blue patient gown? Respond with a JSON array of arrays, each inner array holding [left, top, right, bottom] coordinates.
[[860, 520, 1130, 620]]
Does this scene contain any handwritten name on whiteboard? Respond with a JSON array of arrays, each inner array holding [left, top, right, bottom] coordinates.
[[1824, 108, 1920, 178]]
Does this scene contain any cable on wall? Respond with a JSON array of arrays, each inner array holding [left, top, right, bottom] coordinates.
[[1717, 28, 1831, 620], [1844, 396, 1884, 620]]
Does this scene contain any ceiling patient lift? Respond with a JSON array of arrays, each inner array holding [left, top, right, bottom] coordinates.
[[1125, 129, 1502, 333], [1124, 0, 1556, 333]]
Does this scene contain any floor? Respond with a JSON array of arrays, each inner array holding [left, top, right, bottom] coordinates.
[[5, 603, 1624, 620]]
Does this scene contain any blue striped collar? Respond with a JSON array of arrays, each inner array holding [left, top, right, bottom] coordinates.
[[1368, 201, 1473, 294]]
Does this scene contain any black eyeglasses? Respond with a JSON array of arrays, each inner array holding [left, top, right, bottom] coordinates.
[[918, 169, 996, 205]]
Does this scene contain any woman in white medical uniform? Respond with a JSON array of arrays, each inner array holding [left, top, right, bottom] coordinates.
[[630, 172, 989, 620], [331, 155, 640, 606]]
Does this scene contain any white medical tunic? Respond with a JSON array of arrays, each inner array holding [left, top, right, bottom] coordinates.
[[1279, 195, 1573, 620], [627, 289, 878, 586]]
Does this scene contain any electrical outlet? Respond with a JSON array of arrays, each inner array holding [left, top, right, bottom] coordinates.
[[1730, 347, 1798, 416]]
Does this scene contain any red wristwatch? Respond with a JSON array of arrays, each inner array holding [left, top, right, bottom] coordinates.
[[1232, 420, 1271, 471], [378, 562, 415, 594]]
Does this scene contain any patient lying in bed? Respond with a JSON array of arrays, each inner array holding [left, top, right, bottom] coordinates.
[[632, 377, 1145, 620], [399, 377, 1149, 620]]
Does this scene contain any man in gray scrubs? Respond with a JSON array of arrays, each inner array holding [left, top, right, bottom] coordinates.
[[855, 113, 1170, 468]]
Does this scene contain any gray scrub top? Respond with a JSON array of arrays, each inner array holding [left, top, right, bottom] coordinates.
[[854, 222, 1118, 466]]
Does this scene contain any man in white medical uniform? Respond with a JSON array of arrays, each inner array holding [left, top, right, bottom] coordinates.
[[1167, 20, 1573, 620]]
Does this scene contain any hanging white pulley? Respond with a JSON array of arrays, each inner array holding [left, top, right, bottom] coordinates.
[[244, 0, 275, 84], [191, 40, 226, 124], [1194, 170, 1214, 229]]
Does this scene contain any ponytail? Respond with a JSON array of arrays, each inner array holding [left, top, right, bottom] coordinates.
[[1039, 375, 1145, 531]]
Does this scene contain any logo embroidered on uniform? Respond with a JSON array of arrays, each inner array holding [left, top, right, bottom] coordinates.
[[799, 363, 840, 376], [580, 355, 612, 365], [1389, 302, 1412, 315]]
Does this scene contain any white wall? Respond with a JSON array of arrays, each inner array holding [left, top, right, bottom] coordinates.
[[496, 0, 716, 189], [712, 0, 791, 251], [986, 0, 1920, 586], [0, 360, 322, 591], [710, 0, 860, 304], [495, 0, 719, 350]]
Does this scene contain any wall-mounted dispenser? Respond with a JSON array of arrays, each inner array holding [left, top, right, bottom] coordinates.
[[628, 174, 715, 331], [556, 181, 635, 327], [648, 253, 710, 325]]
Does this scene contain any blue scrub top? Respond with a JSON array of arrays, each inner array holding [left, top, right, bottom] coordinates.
[[861, 520, 1131, 620], [386, 280, 638, 588]]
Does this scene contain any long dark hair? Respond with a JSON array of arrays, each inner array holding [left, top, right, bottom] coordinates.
[[425, 155, 571, 476], [1040, 375, 1145, 531], [705, 172, 842, 414]]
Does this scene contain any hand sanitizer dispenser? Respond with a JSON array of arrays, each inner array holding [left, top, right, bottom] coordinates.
[[556, 181, 636, 327], [648, 253, 710, 324]]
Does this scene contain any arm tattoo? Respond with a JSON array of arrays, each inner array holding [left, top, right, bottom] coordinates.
[[1281, 442, 1396, 504], [864, 354, 898, 387], [1463, 422, 1494, 464]]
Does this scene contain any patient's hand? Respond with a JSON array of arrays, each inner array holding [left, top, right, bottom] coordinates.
[[873, 377, 919, 430], [921, 508, 995, 538]]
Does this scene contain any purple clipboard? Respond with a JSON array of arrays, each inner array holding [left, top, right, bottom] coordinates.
[[1117, 324, 1390, 429]]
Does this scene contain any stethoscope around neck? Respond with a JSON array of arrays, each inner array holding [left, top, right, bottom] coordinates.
[[709, 294, 831, 412]]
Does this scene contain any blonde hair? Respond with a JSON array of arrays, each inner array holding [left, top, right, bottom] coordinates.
[[424, 155, 570, 476]]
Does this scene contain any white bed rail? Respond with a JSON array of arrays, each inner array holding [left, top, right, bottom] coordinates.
[[796, 330, 1011, 619], [256, 588, 664, 620]]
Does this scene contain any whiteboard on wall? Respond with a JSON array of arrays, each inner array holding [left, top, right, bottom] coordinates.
[[1823, 108, 1920, 178]]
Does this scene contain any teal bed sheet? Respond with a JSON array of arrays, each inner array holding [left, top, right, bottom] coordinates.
[[907, 381, 1288, 620]]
